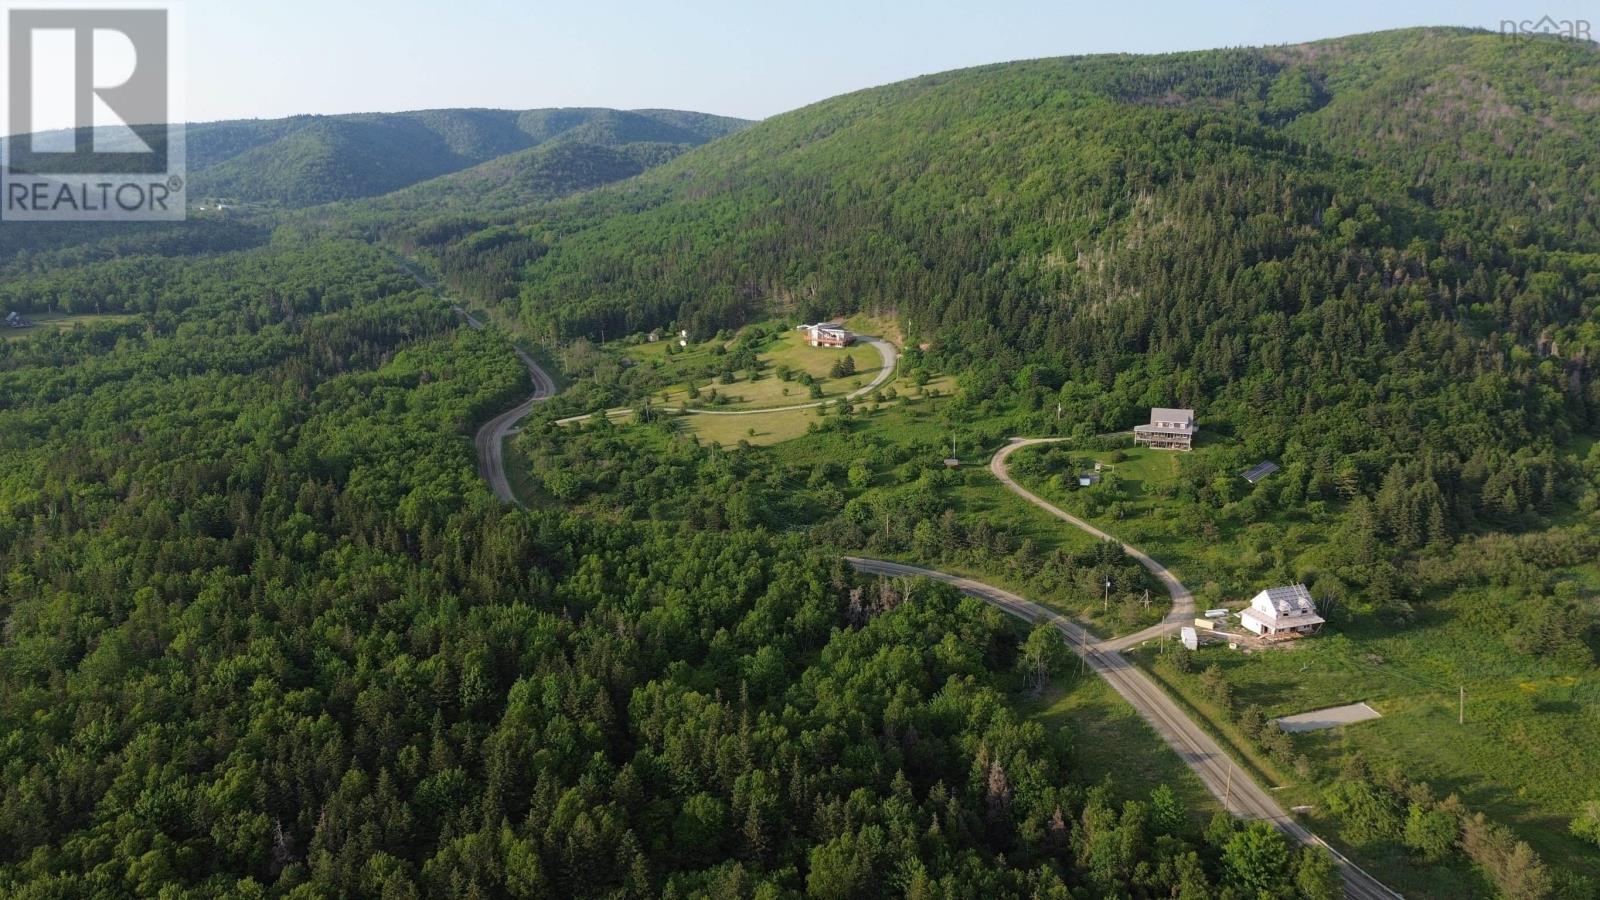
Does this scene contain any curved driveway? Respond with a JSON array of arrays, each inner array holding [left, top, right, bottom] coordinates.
[[990, 437, 1193, 650], [554, 337, 897, 425], [845, 557, 1400, 900]]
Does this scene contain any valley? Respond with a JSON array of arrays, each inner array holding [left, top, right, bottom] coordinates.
[[1, 22, 1598, 900]]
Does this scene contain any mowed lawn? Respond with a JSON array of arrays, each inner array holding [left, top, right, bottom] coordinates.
[[680, 369, 955, 448], [683, 406, 823, 446]]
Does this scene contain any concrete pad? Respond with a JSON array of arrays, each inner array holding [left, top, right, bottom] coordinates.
[[1274, 702, 1382, 733]]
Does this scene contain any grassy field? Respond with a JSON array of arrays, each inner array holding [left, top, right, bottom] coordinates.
[[2, 311, 140, 341], [680, 371, 957, 447], [1131, 580, 1600, 887], [626, 328, 888, 410], [742, 390, 1166, 637], [1008, 441, 1334, 611], [940, 478, 1164, 637], [682, 406, 824, 446], [1022, 671, 1217, 823], [1008, 439, 1600, 885]]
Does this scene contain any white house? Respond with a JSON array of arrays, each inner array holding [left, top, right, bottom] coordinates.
[[796, 322, 854, 348], [1239, 584, 1324, 638], [1133, 408, 1196, 451]]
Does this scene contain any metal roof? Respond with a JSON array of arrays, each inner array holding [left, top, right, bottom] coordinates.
[[1243, 584, 1323, 627], [1241, 461, 1280, 483]]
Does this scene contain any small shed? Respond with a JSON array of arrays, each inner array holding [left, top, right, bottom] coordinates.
[[1077, 472, 1101, 487], [1241, 461, 1280, 484], [943, 457, 961, 469]]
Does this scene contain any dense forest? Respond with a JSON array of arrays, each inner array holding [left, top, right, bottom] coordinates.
[[2, 23, 1598, 898], [407, 27, 1600, 609], [0, 241, 1347, 896]]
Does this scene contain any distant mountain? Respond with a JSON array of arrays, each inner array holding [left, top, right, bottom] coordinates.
[[185, 107, 748, 207], [354, 140, 691, 219], [1, 107, 749, 209], [423, 28, 1600, 342]]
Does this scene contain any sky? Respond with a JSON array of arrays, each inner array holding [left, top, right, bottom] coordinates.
[[15, 0, 1600, 130]]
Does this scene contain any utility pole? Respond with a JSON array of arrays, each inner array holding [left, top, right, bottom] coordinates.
[[1103, 577, 1111, 613]]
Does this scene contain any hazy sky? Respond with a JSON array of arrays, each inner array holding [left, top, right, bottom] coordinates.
[[138, 0, 1600, 123]]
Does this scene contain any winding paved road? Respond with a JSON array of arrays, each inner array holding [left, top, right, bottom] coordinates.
[[845, 557, 1400, 900], [454, 308, 557, 504], [553, 337, 897, 425], [435, 283, 1394, 898], [394, 256, 557, 505], [430, 281, 1388, 898], [990, 437, 1193, 650]]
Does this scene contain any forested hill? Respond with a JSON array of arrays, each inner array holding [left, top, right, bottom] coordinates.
[[0, 107, 749, 268], [334, 140, 696, 222], [424, 28, 1599, 341], [0, 236, 1345, 898], [56, 106, 749, 207], [418, 28, 1600, 529]]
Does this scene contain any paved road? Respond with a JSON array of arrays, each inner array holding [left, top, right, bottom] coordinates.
[[554, 337, 897, 425], [844, 557, 1400, 900], [454, 307, 557, 505], [989, 437, 1193, 650], [392, 256, 559, 505]]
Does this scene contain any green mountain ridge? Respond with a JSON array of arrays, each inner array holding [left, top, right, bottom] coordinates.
[[2, 25, 1600, 899], [186, 106, 750, 206], [0, 106, 750, 262], [1, 106, 750, 209], [403, 27, 1600, 581], [340, 140, 697, 222]]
